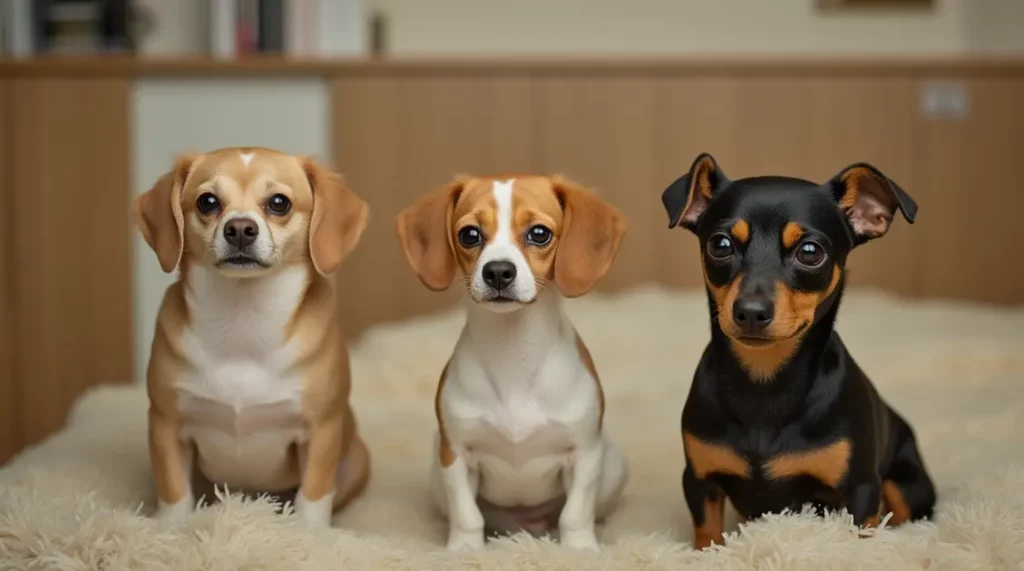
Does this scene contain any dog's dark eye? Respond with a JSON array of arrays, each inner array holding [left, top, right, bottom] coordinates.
[[795, 241, 827, 268], [266, 194, 291, 215], [706, 233, 734, 259], [196, 193, 221, 215], [458, 226, 482, 247], [526, 225, 552, 246]]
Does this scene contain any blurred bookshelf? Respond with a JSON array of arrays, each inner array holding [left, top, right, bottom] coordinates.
[[1, 0, 373, 60]]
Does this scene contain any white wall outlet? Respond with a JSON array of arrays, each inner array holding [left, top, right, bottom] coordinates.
[[920, 81, 970, 121]]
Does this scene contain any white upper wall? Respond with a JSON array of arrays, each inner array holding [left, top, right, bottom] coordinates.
[[371, 0, 1022, 55]]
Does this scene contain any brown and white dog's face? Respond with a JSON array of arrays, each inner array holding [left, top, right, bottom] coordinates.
[[396, 175, 626, 311], [134, 147, 368, 277]]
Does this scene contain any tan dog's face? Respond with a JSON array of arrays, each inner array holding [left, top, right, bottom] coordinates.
[[396, 175, 626, 312], [134, 147, 368, 277], [182, 149, 313, 276]]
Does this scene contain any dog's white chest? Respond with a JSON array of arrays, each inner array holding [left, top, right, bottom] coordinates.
[[458, 393, 573, 507], [174, 267, 309, 491], [487, 391, 551, 444], [464, 391, 572, 466]]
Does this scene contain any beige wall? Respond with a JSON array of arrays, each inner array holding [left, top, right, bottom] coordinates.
[[371, 0, 1022, 55], [136, 0, 1024, 57], [964, 0, 1024, 53]]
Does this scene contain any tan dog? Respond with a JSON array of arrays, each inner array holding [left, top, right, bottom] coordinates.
[[396, 175, 629, 550], [134, 147, 370, 526]]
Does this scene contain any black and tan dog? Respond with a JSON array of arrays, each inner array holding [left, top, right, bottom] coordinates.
[[662, 153, 936, 550]]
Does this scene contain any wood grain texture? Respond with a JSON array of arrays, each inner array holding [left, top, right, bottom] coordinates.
[[535, 77, 660, 292], [914, 78, 1024, 303], [332, 76, 536, 335], [8, 78, 133, 447], [0, 79, 16, 465]]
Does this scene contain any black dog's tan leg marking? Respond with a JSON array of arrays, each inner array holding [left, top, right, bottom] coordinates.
[[682, 433, 749, 550], [882, 480, 911, 525], [683, 464, 727, 550], [684, 432, 751, 479], [696, 495, 725, 549], [764, 438, 852, 487], [682, 433, 746, 549]]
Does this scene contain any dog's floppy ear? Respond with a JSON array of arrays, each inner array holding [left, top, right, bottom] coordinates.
[[304, 158, 370, 275], [133, 155, 195, 273], [552, 176, 627, 298], [825, 163, 917, 246], [395, 177, 466, 291], [662, 153, 730, 234]]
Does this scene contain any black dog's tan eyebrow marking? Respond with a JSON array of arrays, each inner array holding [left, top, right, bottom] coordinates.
[[731, 220, 750, 244], [684, 432, 752, 479], [782, 222, 804, 249], [764, 438, 852, 487]]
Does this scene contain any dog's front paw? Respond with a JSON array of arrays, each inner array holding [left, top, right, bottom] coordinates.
[[447, 529, 485, 551], [294, 491, 334, 528], [154, 495, 194, 523], [561, 529, 599, 550]]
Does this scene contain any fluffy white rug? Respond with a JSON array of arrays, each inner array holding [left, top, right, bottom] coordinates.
[[2, 286, 1024, 570]]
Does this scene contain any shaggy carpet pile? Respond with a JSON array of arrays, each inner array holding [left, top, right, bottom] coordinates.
[[2, 286, 1023, 570]]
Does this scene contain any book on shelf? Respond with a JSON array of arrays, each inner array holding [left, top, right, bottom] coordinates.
[[2, 0, 134, 57], [2, 0, 366, 59], [210, 0, 366, 59]]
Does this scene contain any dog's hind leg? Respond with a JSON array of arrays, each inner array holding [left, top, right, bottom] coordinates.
[[595, 436, 629, 520], [331, 432, 371, 513], [881, 409, 936, 525]]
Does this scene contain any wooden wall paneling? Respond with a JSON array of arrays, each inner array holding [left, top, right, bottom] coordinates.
[[0, 80, 16, 464], [803, 78, 919, 296], [914, 78, 1024, 303], [333, 76, 537, 334], [533, 77, 661, 292], [9, 78, 132, 447], [651, 77, 742, 289], [727, 77, 918, 295]]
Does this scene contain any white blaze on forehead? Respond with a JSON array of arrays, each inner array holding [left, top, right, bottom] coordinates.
[[240, 152, 255, 168], [492, 179, 515, 243]]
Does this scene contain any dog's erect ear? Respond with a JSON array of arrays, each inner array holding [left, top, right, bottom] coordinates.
[[826, 163, 917, 245], [662, 153, 731, 234], [304, 158, 370, 275], [395, 178, 466, 291], [133, 155, 195, 273], [552, 176, 627, 298]]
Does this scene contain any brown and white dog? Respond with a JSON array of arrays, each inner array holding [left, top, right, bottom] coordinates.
[[396, 175, 629, 550], [134, 147, 371, 527]]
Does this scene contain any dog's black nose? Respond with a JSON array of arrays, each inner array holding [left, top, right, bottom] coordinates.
[[224, 218, 259, 248], [482, 261, 517, 290], [733, 295, 774, 333]]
